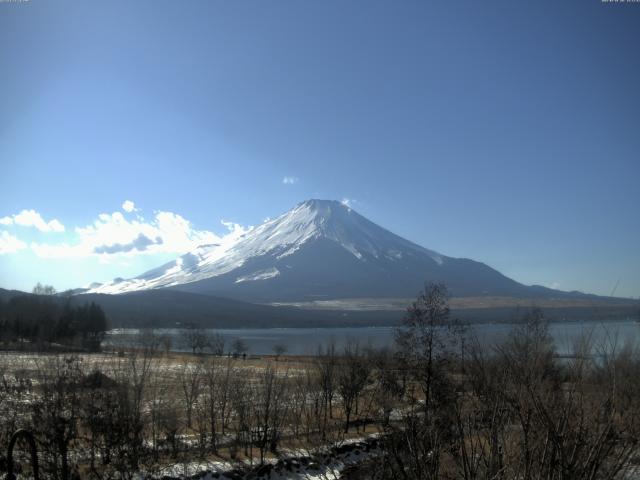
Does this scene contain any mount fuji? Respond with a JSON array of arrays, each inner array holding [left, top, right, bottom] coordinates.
[[86, 199, 576, 303]]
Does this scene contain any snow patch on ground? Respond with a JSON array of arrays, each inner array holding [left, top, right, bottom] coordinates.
[[140, 435, 381, 480]]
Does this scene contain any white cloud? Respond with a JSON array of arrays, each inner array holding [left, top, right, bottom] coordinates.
[[0, 231, 27, 254], [122, 200, 136, 213], [0, 209, 65, 232], [30, 208, 249, 260], [282, 176, 299, 185], [221, 219, 251, 237], [341, 198, 358, 208], [550, 281, 561, 290]]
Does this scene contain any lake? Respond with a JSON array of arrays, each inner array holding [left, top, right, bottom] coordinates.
[[103, 318, 640, 356]]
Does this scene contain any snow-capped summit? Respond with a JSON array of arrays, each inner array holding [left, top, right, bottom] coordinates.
[[87, 199, 532, 301], [266, 199, 444, 263]]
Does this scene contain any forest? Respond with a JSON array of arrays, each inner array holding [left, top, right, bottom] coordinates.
[[0, 284, 108, 352]]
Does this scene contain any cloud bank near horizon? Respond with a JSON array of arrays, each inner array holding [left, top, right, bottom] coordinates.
[[0, 202, 251, 261]]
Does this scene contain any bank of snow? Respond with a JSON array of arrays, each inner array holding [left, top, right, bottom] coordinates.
[[143, 435, 381, 480]]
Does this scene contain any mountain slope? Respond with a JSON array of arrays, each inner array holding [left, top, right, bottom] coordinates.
[[87, 199, 590, 302]]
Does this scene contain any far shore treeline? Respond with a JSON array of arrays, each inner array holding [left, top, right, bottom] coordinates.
[[0, 284, 638, 339], [0, 284, 108, 351]]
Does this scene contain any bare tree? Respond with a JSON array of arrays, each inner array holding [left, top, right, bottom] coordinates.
[[197, 356, 221, 452], [254, 365, 290, 463], [272, 343, 287, 360], [230, 368, 254, 459], [316, 342, 337, 440], [32, 282, 57, 296], [215, 357, 236, 438], [378, 283, 461, 480], [299, 366, 324, 442], [182, 325, 209, 355], [0, 355, 34, 470], [179, 360, 202, 429], [369, 347, 404, 427], [159, 333, 173, 355], [395, 282, 461, 412], [337, 342, 370, 433], [232, 337, 249, 357], [207, 332, 225, 356], [31, 355, 84, 480], [109, 342, 157, 477]]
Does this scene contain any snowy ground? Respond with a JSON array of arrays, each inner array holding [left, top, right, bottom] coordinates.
[[141, 435, 380, 480]]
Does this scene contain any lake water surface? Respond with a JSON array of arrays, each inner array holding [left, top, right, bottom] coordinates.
[[104, 319, 640, 356]]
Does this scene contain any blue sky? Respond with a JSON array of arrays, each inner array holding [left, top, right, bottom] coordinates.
[[0, 0, 639, 298]]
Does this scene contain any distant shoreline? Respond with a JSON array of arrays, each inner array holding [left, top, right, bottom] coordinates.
[[102, 318, 640, 356]]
